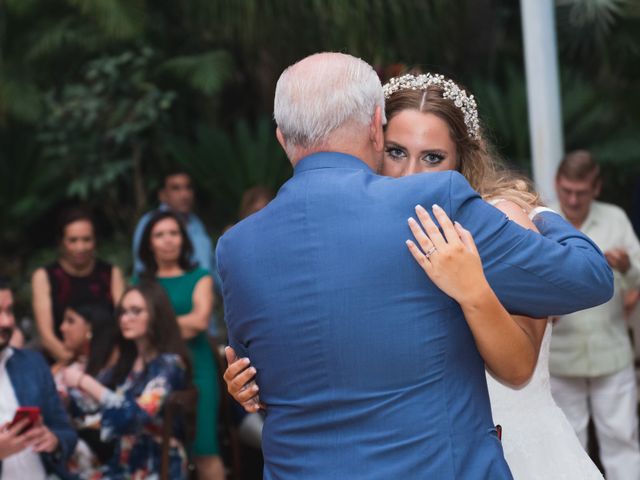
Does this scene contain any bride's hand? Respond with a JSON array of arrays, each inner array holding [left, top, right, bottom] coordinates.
[[406, 204, 488, 304], [223, 347, 264, 413]]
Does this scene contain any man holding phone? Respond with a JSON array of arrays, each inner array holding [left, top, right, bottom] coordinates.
[[0, 277, 76, 479]]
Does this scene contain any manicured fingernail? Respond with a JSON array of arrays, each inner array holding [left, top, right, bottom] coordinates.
[[432, 203, 442, 210], [241, 358, 250, 365], [407, 217, 416, 225], [249, 367, 256, 374], [415, 204, 426, 213]]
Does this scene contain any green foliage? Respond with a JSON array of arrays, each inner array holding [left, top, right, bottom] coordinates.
[[165, 117, 291, 225], [0, 134, 67, 249], [0, 73, 43, 124], [206, 0, 510, 79], [1, 0, 640, 283], [66, 0, 145, 40], [159, 50, 234, 96], [38, 47, 177, 228]]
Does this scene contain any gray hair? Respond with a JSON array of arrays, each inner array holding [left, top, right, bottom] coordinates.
[[274, 52, 385, 150]]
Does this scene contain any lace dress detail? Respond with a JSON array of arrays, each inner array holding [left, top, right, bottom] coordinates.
[[487, 321, 603, 479]]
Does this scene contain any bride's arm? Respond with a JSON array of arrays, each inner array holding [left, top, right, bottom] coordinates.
[[490, 200, 546, 377], [407, 203, 545, 386]]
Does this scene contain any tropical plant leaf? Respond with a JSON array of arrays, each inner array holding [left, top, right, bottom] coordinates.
[[158, 50, 234, 96], [164, 117, 291, 224], [24, 18, 100, 61], [0, 72, 43, 123]]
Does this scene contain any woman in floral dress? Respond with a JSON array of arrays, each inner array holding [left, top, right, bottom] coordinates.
[[62, 281, 192, 479]]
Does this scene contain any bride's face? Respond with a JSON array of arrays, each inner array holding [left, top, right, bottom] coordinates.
[[381, 110, 457, 178]]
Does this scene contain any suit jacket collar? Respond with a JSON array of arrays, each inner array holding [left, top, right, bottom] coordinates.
[[5, 348, 29, 406], [294, 152, 374, 175]]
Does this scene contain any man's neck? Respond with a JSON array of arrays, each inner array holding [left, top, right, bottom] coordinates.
[[159, 203, 192, 223], [287, 123, 381, 171]]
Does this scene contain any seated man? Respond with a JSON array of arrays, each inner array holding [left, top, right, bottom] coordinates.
[[0, 277, 77, 479]]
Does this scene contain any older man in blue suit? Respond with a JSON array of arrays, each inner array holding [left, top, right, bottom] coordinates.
[[0, 279, 76, 479], [216, 52, 613, 479]]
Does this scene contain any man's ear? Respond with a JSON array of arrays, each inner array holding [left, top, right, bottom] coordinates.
[[370, 106, 384, 153], [594, 178, 602, 198], [276, 127, 287, 151]]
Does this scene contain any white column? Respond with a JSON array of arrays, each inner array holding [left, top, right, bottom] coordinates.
[[520, 0, 563, 204]]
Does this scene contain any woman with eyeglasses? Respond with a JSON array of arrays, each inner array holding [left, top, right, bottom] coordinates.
[[61, 282, 191, 479]]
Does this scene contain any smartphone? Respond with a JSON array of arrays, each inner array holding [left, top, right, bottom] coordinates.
[[9, 406, 41, 433]]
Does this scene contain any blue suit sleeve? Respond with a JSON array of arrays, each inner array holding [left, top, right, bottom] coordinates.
[[447, 171, 613, 317]]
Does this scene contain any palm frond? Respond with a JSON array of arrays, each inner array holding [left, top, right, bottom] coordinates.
[[556, 0, 636, 61], [557, 0, 628, 33], [24, 18, 102, 61]]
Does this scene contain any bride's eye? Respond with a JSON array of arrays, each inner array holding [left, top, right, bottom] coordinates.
[[384, 147, 406, 160], [422, 153, 445, 165]]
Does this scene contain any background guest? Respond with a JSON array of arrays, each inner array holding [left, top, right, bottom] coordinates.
[[138, 210, 224, 480], [52, 303, 119, 474], [0, 277, 77, 479], [31, 207, 125, 363], [132, 168, 222, 334], [62, 283, 191, 479], [550, 150, 640, 480], [238, 185, 274, 221], [132, 169, 217, 272], [223, 185, 275, 234]]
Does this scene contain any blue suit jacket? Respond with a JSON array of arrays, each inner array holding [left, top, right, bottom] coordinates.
[[217, 152, 613, 479], [0, 348, 77, 479]]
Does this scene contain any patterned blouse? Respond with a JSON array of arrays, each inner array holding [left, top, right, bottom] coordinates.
[[91, 353, 188, 480], [53, 361, 110, 476]]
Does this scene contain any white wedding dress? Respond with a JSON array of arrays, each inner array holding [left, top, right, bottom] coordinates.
[[486, 320, 603, 479]]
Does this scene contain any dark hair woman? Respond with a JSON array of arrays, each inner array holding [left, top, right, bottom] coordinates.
[[52, 303, 119, 473], [137, 210, 224, 480], [57, 303, 119, 377], [31, 207, 125, 362]]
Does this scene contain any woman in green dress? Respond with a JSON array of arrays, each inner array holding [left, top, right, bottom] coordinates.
[[137, 210, 224, 480]]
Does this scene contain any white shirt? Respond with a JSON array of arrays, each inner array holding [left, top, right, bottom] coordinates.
[[549, 201, 640, 377], [0, 348, 46, 480]]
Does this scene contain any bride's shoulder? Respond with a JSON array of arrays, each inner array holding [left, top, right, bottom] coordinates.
[[489, 198, 536, 231]]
